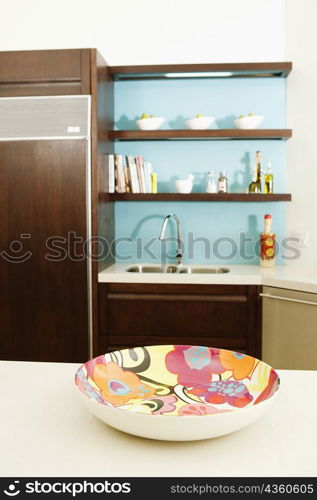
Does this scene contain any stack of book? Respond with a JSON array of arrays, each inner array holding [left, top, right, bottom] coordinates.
[[104, 154, 156, 193]]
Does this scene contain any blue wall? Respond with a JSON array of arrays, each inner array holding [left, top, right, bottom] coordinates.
[[113, 78, 286, 265]]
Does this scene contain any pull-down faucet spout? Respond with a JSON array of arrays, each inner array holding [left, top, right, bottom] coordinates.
[[159, 213, 183, 266]]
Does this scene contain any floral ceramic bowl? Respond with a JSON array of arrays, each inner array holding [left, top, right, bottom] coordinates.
[[75, 345, 279, 441]]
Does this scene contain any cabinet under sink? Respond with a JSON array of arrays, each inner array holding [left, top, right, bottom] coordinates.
[[98, 283, 261, 358]]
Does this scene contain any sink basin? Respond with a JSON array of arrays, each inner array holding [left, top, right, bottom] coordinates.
[[179, 267, 230, 274], [126, 265, 179, 273], [126, 265, 230, 274]]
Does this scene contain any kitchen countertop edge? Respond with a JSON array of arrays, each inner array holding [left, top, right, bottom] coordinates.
[[98, 264, 317, 294]]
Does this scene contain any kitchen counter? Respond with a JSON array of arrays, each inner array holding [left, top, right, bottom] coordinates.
[[99, 264, 317, 293], [1, 361, 316, 477]]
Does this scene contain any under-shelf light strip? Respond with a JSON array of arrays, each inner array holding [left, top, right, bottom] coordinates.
[[164, 72, 234, 78]]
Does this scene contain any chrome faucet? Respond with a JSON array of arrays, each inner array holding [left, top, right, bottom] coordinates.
[[159, 213, 183, 266]]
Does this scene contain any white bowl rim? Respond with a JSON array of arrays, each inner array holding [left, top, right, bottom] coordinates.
[[235, 115, 264, 120], [186, 116, 215, 121], [187, 116, 215, 118], [136, 117, 165, 121]]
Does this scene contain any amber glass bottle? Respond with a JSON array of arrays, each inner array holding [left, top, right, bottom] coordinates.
[[260, 214, 275, 268]]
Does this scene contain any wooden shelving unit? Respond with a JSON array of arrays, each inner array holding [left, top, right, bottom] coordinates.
[[109, 129, 292, 141], [106, 193, 292, 202], [109, 62, 292, 81], [108, 61, 293, 202]]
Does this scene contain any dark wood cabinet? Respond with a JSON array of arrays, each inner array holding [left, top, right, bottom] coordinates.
[[98, 283, 262, 358], [0, 49, 91, 96], [0, 49, 114, 363], [0, 140, 88, 362]]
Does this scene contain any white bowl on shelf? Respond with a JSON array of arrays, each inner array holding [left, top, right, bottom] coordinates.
[[175, 174, 194, 193], [234, 115, 264, 129], [136, 117, 165, 131], [186, 116, 215, 130]]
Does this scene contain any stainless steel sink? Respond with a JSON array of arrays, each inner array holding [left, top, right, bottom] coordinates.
[[126, 265, 230, 274], [126, 265, 179, 273], [178, 267, 230, 274]]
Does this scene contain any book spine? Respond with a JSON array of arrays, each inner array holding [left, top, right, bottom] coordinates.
[[136, 156, 146, 193], [127, 156, 139, 193], [151, 172, 158, 194], [104, 154, 114, 193], [114, 155, 120, 193], [135, 156, 143, 193], [141, 158, 146, 194], [144, 161, 153, 193], [133, 157, 140, 193], [115, 155, 126, 193], [122, 155, 131, 193]]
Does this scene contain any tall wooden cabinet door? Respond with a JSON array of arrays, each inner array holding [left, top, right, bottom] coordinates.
[[0, 140, 89, 362]]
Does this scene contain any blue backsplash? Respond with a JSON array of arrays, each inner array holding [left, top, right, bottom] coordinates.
[[113, 78, 287, 265]]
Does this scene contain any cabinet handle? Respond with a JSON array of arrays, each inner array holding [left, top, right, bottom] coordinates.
[[108, 293, 247, 303], [260, 292, 317, 307]]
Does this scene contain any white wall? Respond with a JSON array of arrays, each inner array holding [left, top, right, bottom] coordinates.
[[0, 0, 284, 64], [285, 0, 317, 266]]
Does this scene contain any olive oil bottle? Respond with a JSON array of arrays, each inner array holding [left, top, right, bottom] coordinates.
[[264, 162, 274, 194], [248, 169, 261, 193], [248, 150, 262, 193]]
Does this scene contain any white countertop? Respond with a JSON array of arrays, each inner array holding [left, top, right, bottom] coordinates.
[[99, 263, 317, 294], [1, 361, 316, 477]]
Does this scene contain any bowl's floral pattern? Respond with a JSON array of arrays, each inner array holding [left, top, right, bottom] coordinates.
[[75, 345, 279, 417], [93, 362, 156, 406], [188, 380, 253, 408]]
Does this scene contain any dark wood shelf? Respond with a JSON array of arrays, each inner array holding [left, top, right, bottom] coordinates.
[[109, 62, 292, 81], [109, 129, 292, 141], [106, 193, 292, 202]]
